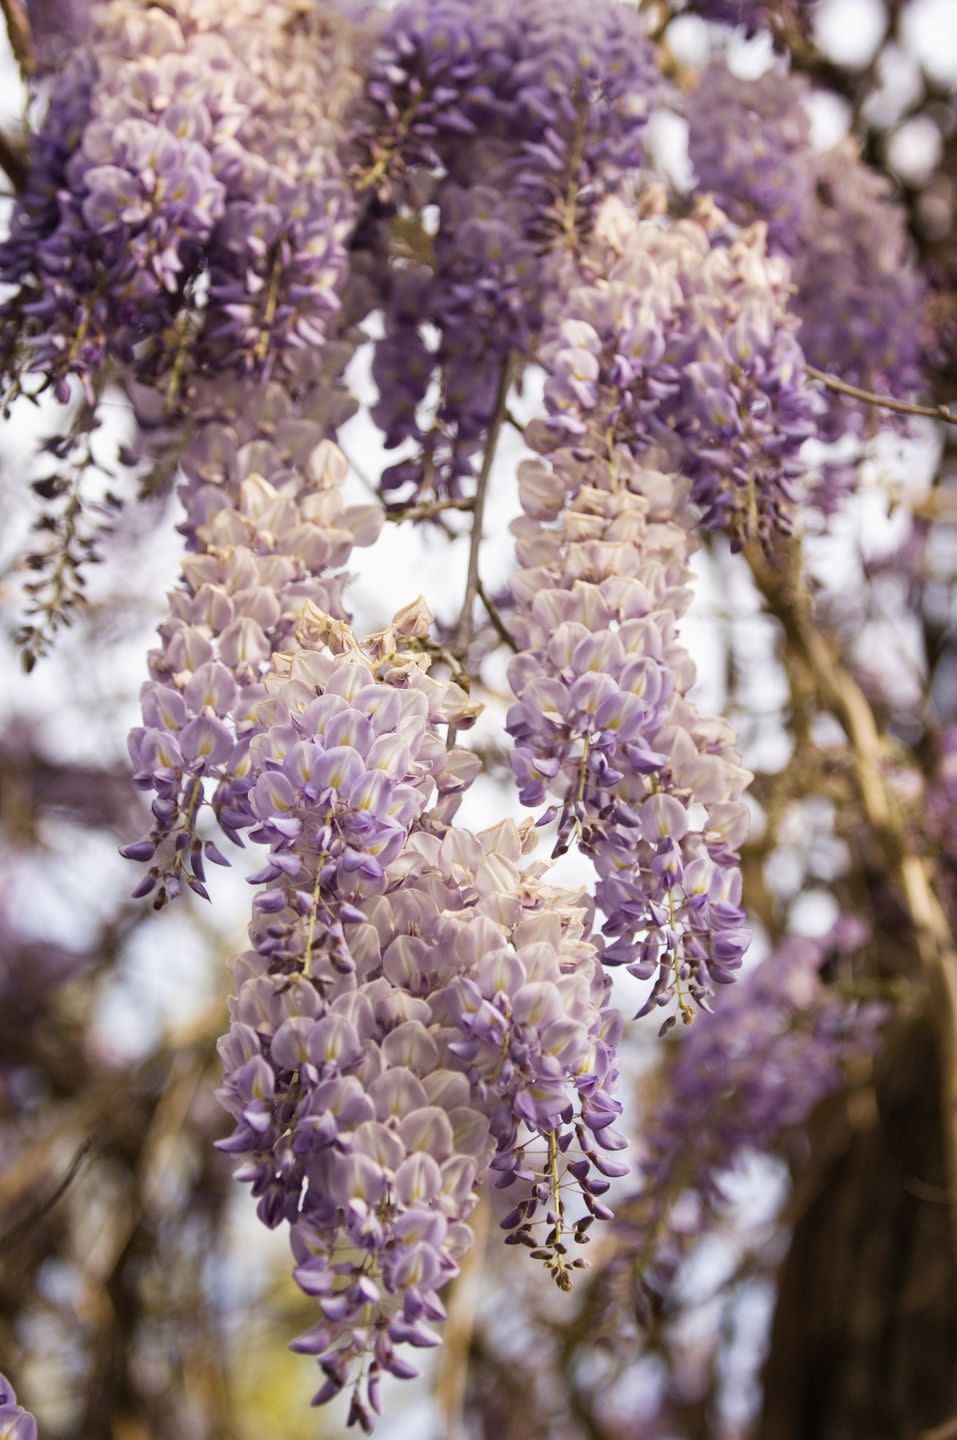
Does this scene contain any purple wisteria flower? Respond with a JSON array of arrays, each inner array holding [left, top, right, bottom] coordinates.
[[687, 65, 927, 449], [688, 65, 813, 256], [352, 0, 661, 500], [793, 138, 926, 439], [611, 922, 886, 1318], [507, 440, 752, 1027], [123, 405, 382, 906], [214, 596, 623, 1422], [503, 197, 790, 1025], [1, 0, 359, 401], [215, 608, 485, 1426], [0, 1374, 37, 1440], [539, 193, 816, 544]]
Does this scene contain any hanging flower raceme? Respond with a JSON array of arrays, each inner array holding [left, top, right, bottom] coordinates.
[[507, 438, 752, 1027], [535, 192, 816, 545], [215, 602, 485, 1427], [793, 137, 926, 439], [214, 593, 634, 1420], [123, 403, 382, 906], [0, 0, 359, 403], [505, 197, 802, 1025], [377, 821, 627, 1287], [687, 66, 926, 444], [350, 0, 660, 501]]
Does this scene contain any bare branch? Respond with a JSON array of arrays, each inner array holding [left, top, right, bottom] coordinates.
[[0, 0, 32, 76], [476, 574, 520, 653], [806, 364, 957, 427]]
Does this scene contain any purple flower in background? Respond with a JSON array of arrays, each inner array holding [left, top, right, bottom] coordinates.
[[353, 0, 661, 500], [611, 923, 886, 1318], [794, 138, 926, 439], [687, 61, 927, 453], [688, 65, 813, 256], [25, 0, 93, 69], [0, 1374, 37, 1440]]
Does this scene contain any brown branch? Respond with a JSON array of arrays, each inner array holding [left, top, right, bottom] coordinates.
[[748, 538, 957, 1262], [806, 364, 957, 426], [454, 355, 513, 655], [476, 575, 520, 654], [385, 495, 475, 524], [0, 0, 31, 77], [923, 1417, 957, 1440], [0, 1139, 94, 1250], [0, 129, 26, 192]]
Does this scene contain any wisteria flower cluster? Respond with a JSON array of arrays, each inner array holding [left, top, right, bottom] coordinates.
[[507, 433, 752, 1027], [123, 383, 381, 905], [1, 0, 358, 402], [529, 193, 817, 545], [688, 64, 926, 439], [214, 600, 628, 1418], [352, 0, 661, 500]]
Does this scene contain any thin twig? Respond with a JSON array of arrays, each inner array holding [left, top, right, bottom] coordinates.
[[454, 355, 513, 655], [806, 364, 957, 426], [385, 495, 476, 524], [0, 1138, 94, 1250], [476, 575, 520, 654]]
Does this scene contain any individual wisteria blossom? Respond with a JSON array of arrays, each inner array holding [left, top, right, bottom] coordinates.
[[0, 1374, 37, 1440], [215, 599, 625, 1421], [609, 922, 886, 1318], [0, 0, 359, 402], [351, 0, 660, 500], [686, 65, 926, 443]]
